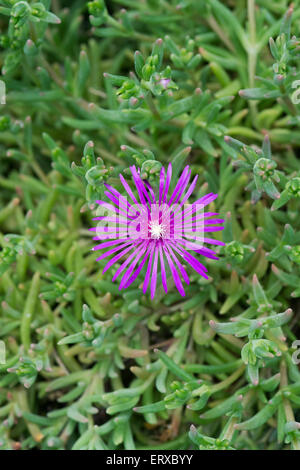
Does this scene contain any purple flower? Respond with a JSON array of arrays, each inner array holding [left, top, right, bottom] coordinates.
[[159, 78, 171, 89], [90, 164, 225, 299]]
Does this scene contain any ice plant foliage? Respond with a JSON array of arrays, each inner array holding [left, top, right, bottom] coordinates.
[[91, 164, 224, 298]]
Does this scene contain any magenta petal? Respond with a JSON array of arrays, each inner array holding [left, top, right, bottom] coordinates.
[[119, 243, 149, 288], [166, 244, 190, 285], [179, 174, 198, 206], [159, 242, 168, 293], [92, 238, 130, 251], [202, 226, 224, 232], [171, 169, 192, 206], [143, 244, 155, 294], [183, 193, 218, 219], [144, 179, 156, 204], [195, 248, 219, 260], [150, 245, 159, 299], [171, 241, 209, 278], [96, 241, 132, 261], [204, 218, 225, 225], [159, 166, 165, 205], [168, 166, 190, 206], [163, 245, 185, 297], [96, 199, 129, 218], [179, 212, 220, 224], [123, 245, 152, 289], [119, 174, 138, 205], [104, 183, 131, 210], [162, 163, 172, 203], [181, 241, 219, 259], [92, 216, 128, 224], [92, 226, 128, 240], [200, 237, 225, 246], [182, 217, 224, 227], [103, 243, 136, 274], [112, 241, 147, 281], [130, 166, 152, 207]]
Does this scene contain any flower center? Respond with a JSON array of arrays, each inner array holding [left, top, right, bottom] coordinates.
[[149, 221, 165, 239]]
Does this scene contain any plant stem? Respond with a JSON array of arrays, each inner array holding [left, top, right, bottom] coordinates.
[[20, 272, 40, 351], [247, 0, 258, 124]]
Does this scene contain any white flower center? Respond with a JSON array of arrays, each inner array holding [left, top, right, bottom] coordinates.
[[150, 221, 165, 239]]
